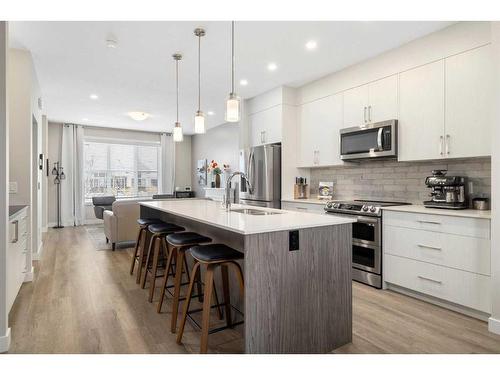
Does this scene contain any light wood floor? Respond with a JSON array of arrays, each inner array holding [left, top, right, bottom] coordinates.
[[8, 226, 500, 354]]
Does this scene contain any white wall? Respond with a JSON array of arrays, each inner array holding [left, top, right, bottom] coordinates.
[[191, 122, 240, 197], [7, 48, 43, 265], [0, 21, 10, 353], [41, 115, 48, 231], [489, 22, 500, 335]]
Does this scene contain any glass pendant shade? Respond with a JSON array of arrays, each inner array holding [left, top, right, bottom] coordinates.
[[173, 122, 183, 142], [225, 93, 240, 122], [51, 166, 57, 175], [194, 110, 206, 134]]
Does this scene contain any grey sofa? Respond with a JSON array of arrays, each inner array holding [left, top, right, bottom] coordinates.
[[92, 196, 116, 219]]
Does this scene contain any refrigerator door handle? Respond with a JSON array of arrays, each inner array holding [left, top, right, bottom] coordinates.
[[248, 149, 254, 194]]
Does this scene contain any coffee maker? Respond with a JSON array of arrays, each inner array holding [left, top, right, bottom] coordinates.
[[423, 170, 467, 209]]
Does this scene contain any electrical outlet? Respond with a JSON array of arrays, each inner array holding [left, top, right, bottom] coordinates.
[[9, 182, 18, 194], [289, 230, 299, 251]]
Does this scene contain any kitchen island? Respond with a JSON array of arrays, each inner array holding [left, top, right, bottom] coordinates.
[[140, 199, 355, 354]]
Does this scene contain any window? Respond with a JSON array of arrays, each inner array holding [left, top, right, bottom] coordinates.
[[84, 140, 160, 201]]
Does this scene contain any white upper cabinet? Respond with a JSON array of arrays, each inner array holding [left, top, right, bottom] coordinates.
[[343, 84, 368, 127], [368, 75, 399, 123], [397, 44, 492, 161], [399, 60, 445, 161], [445, 45, 492, 158], [343, 75, 398, 128], [248, 105, 283, 147], [298, 93, 343, 167]]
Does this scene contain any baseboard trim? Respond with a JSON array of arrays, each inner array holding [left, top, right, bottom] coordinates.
[[0, 328, 11, 353], [32, 243, 43, 261], [386, 283, 490, 322], [488, 317, 500, 335], [24, 266, 35, 282]]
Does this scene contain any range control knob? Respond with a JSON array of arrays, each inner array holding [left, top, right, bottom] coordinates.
[[326, 202, 333, 209], [362, 206, 369, 212], [369, 206, 377, 213]]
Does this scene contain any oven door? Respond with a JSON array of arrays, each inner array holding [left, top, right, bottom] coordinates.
[[340, 119, 397, 160], [352, 243, 381, 275], [325, 212, 381, 274]]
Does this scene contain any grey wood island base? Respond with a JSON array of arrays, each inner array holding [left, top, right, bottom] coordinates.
[[140, 200, 353, 354]]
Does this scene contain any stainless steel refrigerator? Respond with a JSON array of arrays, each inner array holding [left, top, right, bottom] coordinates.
[[239, 144, 281, 208]]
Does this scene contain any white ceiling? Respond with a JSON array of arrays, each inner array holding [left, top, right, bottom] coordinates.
[[9, 21, 454, 134]]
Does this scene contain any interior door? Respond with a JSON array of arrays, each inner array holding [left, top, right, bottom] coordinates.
[[343, 84, 368, 127], [398, 60, 445, 161], [368, 75, 398, 123], [445, 45, 492, 158]]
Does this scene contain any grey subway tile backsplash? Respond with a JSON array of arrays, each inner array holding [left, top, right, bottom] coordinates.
[[309, 157, 491, 204]]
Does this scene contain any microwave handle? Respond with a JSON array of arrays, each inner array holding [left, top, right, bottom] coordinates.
[[377, 128, 383, 150]]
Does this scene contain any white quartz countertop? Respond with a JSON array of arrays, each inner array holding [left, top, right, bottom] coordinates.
[[381, 204, 491, 219], [141, 199, 356, 235]]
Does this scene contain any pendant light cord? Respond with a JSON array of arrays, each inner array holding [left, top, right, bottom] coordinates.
[[231, 20, 235, 95], [198, 32, 201, 111], [176, 58, 179, 122]]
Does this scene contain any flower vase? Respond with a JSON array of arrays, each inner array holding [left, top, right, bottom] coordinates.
[[215, 174, 221, 188]]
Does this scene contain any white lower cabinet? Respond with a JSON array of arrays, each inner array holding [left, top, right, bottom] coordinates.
[[384, 255, 491, 313], [7, 207, 29, 313], [383, 210, 491, 314]]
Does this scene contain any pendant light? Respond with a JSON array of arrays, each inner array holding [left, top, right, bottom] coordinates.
[[194, 28, 206, 134], [172, 53, 183, 142], [225, 21, 240, 123]]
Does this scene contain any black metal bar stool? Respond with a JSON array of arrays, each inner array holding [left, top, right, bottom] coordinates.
[[130, 218, 163, 284], [140, 222, 185, 298], [176, 244, 244, 354], [156, 232, 220, 333]]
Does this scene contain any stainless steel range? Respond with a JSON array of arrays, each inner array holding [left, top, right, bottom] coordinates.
[[324, 199, 410, 289]]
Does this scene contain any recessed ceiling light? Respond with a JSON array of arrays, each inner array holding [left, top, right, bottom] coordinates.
[[207, 111, 215, 116], [89, 94, 99, 100], [106, 33, 118, 49], [267, 63, 277, 71], [239, 79, 248, 86], [127, 111, 151, 121], [305, 40, 317, 50]]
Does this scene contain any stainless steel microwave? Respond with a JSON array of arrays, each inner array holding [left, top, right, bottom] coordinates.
[[340, 119, 397, 160]]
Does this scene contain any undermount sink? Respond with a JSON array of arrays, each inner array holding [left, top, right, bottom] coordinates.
[[230, 208, 282, 215]]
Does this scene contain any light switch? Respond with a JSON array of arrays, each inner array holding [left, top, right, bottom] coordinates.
[[9, 182, 18, 193]]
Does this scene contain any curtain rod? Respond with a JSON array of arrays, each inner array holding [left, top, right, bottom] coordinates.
[[55, 122, 173, 136]]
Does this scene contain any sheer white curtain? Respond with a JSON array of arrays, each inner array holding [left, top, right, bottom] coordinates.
[[60, 124, 85, 226], [159, 133, 175, 194]]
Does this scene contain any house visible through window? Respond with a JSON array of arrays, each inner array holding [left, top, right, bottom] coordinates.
[[84, 140, 160, 202]]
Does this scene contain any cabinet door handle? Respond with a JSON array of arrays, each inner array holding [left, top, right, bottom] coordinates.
[[445, 134, 450, 155], [418, 275, 442, 284], [296, 207, 308, 211], [368, 105, 372, 122], [313, 150, 319, 165], [11, 220, 19, 243], [439, 136, 444, 156], [363, 107, 367, 123], [417, 220, 441, 225], [417, 244, 442, 251]]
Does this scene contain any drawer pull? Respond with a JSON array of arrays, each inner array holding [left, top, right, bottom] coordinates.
[[417, 244, 442, 251], [417, 220, 441, 225], [418, 275, 442, 284]]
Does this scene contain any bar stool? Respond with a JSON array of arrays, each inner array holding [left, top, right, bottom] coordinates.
[[176, 244, 244, 354], [156, 232, 215, 333], [140, 222, 185, 297], [130, 218, 163, 284]]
